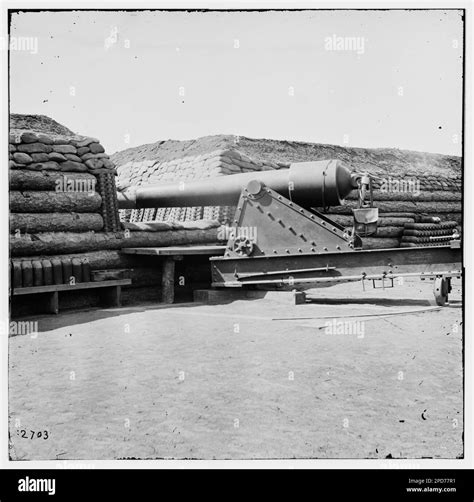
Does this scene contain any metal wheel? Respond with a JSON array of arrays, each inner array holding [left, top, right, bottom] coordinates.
[[433, 276, 449, 306], [232, 236, 254, 256]]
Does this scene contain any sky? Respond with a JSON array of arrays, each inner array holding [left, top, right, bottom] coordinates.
[[9, 9, 464, 156]]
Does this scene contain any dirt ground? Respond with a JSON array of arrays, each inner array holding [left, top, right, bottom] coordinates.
[[9, 278, 463, 460]]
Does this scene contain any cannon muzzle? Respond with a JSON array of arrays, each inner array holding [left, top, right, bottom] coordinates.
[[118, 159, 359, 210]]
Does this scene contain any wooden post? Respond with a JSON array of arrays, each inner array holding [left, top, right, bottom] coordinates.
[[162, 258, 176, 304], [46, 291, 59, 315], [161, 256, 183, 304]]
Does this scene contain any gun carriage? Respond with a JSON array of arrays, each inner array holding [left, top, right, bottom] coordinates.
[[118, 160, 462, 306]]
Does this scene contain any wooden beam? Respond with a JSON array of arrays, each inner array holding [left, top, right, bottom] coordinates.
[[122, 245, 227, 256], [12, 279, 131, 295]]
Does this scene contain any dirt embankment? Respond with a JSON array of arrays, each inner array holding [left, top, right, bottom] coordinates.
[[10, 114, 76, 137], [111, 135, 461, 179], [9, 115, 460, 180]]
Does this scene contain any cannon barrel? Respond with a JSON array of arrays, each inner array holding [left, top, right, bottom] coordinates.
[[117, 159, 359, 210]]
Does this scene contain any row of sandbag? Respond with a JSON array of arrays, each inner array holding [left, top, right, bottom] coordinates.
[[11, 257, 91, 288]]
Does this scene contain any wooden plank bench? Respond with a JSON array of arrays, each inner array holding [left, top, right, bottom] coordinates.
[[122, 245, 227, 304], [11, 279, 132, 315]]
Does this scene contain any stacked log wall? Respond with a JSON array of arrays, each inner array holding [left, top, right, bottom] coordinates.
[[326, 173, 462, 248], [9, 125, 221, 311]]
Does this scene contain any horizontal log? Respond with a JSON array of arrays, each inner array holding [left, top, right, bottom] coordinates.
[[374, 226, 404, 238], [438, 212, 462, 224], [346, 190, 461, 202], [360, 237, 400, 249], [378, 217, 415, 226], [327, 200, 461, 215], [371, 212, 419, 219], [126, 229, 225, 248], [10, 228, 225, 256], [10, 191, 102, 213], [327, 209, 419, 219], [327, 215, 415, 227], [9, 170, 98, 191], [325, 211, 461, 225], [10, 213, 104, 233]]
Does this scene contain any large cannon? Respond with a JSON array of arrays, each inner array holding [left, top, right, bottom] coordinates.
[[117, 160, 359, 210], [117, 159, 462, 306]]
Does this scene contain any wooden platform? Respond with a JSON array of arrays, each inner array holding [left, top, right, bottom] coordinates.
[[121, 245, 226, 304], [12, 279, 132, 314]]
